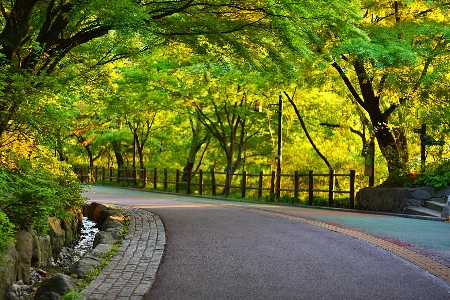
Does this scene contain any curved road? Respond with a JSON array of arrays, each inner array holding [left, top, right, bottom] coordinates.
[[83, 186, 450, 300]]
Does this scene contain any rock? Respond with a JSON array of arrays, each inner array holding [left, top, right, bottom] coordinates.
[[31, 234, 40, 267], [93, 204, 108, 222], [86, 202, 101, 220], [441, 196, 450, 221], [34, 273, 77, 300], [35, 292, 61, 300], [3, 291, 18, 300], [66, 254, 104, 278], [0, 243, 18, 298], [409, 188, 432, 200], [14, 231, 33, 283], [357, 186, 450, 214], [101, 218, 124, 231], [61, 215, 80, 247], [357, 188, 410, 213], [47, 217, 66, 262], [434, 187, 450, 198], [39, 235, 53, 267], [405, 198, 422, 207], [83, 203, 90, 219], [105, 227, 124, 240], [93, 231, 116, 248], [31, 234, 53, 268], [90, 244, 113, 256], [97, 209, 124, 229]]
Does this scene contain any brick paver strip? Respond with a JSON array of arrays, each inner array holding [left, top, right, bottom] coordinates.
[[81, 208, 165, 300], [243, 206, 450, 285]]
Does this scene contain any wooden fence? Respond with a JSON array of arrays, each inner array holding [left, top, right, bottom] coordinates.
[[74, 166, 356, 209]]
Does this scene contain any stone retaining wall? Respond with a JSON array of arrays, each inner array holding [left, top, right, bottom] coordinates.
[[1, 202, 126, 299], [0, 213, 81, 298], [357, 186, 450, 213]]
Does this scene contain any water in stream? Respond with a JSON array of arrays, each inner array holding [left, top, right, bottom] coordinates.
[[8, 217, 99, 299]]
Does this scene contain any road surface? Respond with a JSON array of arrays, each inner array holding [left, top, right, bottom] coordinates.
[[83, 186, 450, 300]]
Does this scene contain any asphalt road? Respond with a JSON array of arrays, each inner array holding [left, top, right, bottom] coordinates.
[[83, 186, 450, 300]]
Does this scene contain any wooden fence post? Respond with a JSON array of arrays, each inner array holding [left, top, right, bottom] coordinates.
[[125, 167, 128, 184], [101, 167, 105, 181], [308, 170, 314, 205], [294, 171, 299, 198], [199, 170, 203, 195], [225, 170, 231, 196], [133, 167, 137, 186], [270, 171, 275, 195], [153, 168, 157, 189], [211, 169, 216, 196], [176, 169, 180, 193], [80, 166, 84, 183], [350, 170, 356, 209], [187, 170, 191, 194], [142, 168, 147, 188], [109, 167, 113, 183], [258, 171, 263, 198], [328, 169, 335, 207], [164, 169, 168, 190], [94, 166, 98, 182], [241, 171, 247, 198], [276, 171, 281, 198]]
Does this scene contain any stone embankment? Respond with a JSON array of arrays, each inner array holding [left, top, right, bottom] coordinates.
[[357, 186, 450, 215], [66, 202, 126, 278], [1, 202, 126, 300], [0, 213, 82, 298]]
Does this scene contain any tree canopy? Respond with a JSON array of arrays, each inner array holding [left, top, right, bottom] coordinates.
[[1, 0, 450, 187]]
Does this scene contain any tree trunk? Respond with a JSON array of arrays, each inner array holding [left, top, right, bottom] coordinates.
[[364, 94, 407, 174], [332, 61, 408, 176], [112, 141, 124, 168], [182, 133, 210, 182]]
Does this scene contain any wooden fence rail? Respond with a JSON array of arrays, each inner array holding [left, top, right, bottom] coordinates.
[[74, 166, 356, 209]]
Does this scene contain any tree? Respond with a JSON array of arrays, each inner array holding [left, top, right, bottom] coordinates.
[[194, 95, 264, 194], [325, 1, 450, 176], [0, 0, 279, 150], [181, 118, 211, 183], [190, 62, 269, 194]]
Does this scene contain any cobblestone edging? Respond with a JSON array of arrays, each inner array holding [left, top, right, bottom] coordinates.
[[80, 208, 165, 300]]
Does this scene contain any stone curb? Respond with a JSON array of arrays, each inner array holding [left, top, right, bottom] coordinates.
[[80, 207, 165, 300]]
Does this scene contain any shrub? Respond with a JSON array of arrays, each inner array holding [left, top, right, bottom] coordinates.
[[0, 210, 15, 258], [415, 161, 450, 189], [311, 196, 328, 207], [276, 194, 301, 205], [333, 197, 350, 208], [0, 157, 85, 235]]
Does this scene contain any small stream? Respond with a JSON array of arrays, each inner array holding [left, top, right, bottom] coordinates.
[[58, 217, 99, 266], [9, 217, 99, 299]]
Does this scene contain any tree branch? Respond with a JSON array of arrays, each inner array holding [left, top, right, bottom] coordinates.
[[194, 102, 227, 151], [284, 90, 333, 171], [331, 62, 366, 109]]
